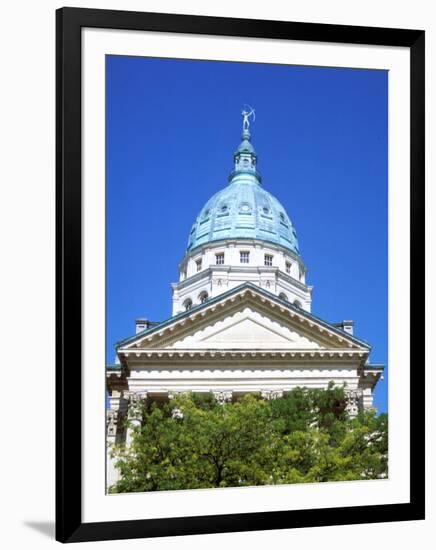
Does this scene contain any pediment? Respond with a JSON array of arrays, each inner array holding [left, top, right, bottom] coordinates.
[[119, 285, 369, 354], [168, 309, 323, 350]]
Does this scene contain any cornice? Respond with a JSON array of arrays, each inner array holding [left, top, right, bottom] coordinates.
[[118, 348, 368, 360]]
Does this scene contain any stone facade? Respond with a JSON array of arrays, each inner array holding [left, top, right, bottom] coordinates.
[[106, 111, 384, 488]]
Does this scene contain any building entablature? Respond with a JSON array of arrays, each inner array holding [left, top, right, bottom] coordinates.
[[117, 348, 369, 369]]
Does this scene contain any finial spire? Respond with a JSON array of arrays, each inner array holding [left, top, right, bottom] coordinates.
[[229, 105, 260, 184], [241, 105, 255, 139]]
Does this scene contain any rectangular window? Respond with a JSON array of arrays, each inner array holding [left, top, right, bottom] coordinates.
[[240, 251, 250, 264], [216, 253, 224, 265], [264, 254, 273, 267], [196, 259, 202, 272], [286, 261, 291, 274]]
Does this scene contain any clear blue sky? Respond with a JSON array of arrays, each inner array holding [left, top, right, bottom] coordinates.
[[106, 55, 388, 413]]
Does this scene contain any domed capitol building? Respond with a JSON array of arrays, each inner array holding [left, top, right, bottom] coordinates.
[[106, 109, 384, 484]]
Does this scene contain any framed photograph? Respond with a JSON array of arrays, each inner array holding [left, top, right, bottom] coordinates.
[[56, 7, 425, 543]]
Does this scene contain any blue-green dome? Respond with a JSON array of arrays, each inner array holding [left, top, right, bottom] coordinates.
[[187, 126, 300, 255]]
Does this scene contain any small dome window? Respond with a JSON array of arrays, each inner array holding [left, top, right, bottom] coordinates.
[[279, 212, 286, 221], [263, 206, 270, 214], [264, 254, 273, 267], [279, 293, 288, 301], [293, 300, 302, 308], [183, 299, 193, 311], [239, 203, 251, 213], [203, 209, 210, 219], [221, 205, 228, 212], [198, 291, 209, 304]]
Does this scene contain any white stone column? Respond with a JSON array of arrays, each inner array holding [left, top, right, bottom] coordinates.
[[106, 409, 121, 488], [125, 391, 148, 446], [106, 409, 118, 444], [361, 387, 375, 411]]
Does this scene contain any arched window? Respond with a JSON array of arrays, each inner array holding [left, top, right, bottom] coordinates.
[[279, 292, 288, 301], [183, 298, 193, 311], [198, 292, 209, 304], [293, 300, 302, 308]]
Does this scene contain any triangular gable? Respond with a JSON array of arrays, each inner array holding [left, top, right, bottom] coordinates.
[[167, 308, 323, 350], [118, 283, 370, 353]]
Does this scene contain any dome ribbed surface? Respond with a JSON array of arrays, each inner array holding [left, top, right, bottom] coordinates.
[[186, 179, 300, 255]]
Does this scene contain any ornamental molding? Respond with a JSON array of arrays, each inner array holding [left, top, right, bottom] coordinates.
[[118, 348, 367, 360]]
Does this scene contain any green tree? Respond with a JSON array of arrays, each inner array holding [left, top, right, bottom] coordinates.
[[109, 387, 388, 493]]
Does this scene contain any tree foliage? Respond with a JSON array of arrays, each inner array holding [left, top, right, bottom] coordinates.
[[109, 385, 388, 493]]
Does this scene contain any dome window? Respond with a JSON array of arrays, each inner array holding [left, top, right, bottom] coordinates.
[[240, 251, 250, 264], [264, 254, 273, 267], [215, 253, 224, 265], [183, 299, 193, 311], [279, 212, 286, 222], [286, 261, 292, 274], [196, 259, 202, 272], [218, 205, 229, 218], [293, 300, 302, 308], [239, 203, 252, 214], [279, 293, 288, 301], [199, 291, 209, 304], [263, 206, 270, 214]]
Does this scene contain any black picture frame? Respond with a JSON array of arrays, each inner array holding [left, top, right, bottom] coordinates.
[[56, 6, 425, 543]]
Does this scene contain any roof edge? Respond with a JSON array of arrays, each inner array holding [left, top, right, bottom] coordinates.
[[115, 282, 371, 350]]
